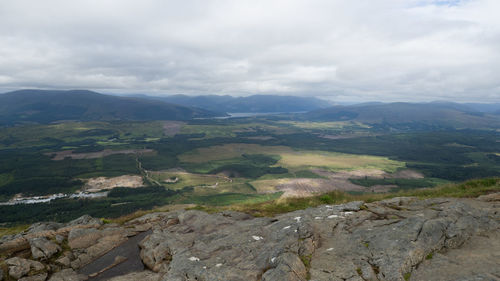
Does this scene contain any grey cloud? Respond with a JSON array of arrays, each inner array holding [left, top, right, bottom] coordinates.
[[0, 0, 499, 102]]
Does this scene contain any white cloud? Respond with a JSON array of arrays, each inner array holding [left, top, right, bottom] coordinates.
[[0, 0, 499, 102]]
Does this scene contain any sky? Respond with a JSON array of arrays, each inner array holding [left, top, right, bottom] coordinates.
[[0, 0, 499, 102]]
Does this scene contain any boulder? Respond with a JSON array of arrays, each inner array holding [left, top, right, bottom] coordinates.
[[68, 228, 101, 249], [26, 222, 63, 235], [0, 237, 30, 257], [48, 269, 88, 281], [66, 215, 102, 227], [29, 237, 61, 260], [55, 255, 71, 267], [19, 273, 48, 281], [477, 192, 500, 202], [5, 257, 45, 279], [139, 233, 172, 272]]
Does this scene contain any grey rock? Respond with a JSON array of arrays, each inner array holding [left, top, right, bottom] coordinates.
[[30, 237, 61, 260], [262, 252, 307, 281], [411, 231, 500, 281], [68, 228, 101, 249], [477, 192, 500, 202], [55, 235, 65, 244], [55, 256, 71, 267], [6, 257, 45, 279], [26, 222, 63, 234], [48, 269, 88, 281], [1, 196, 499, 281], [106, 271, 159, 281], [66, 215, 102, 227], [19, 273, 48, 281]]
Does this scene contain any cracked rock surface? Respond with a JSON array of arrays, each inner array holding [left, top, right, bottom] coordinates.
[[0, 194, 499, 280]]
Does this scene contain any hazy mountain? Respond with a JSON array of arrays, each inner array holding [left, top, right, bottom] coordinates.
[[0, 90, 222, 124], [306, 102, 500, 129], [135, 94, 330, 113], [463, 103, 500, 114]]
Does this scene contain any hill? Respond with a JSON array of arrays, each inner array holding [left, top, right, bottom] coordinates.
[[138, 94, 330, 113], [0, 90, 222, 124], [305, 102, 500, 129]]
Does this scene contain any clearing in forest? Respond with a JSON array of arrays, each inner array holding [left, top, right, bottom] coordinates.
[[178, 143, 404, 172]]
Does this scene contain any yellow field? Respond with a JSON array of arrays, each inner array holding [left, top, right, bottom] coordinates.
[[278, 151, 402, 171], [278, 121, 371, 130], [179, 143, 404, 172]]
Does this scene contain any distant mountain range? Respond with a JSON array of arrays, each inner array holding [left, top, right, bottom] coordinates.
[[0, 90, 221, 124], [305, 102, 500, 129], [130, 94, 330, 113], [1, 89, 498, 128]]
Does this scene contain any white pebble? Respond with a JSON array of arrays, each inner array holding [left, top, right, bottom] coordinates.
[[326, 248, 334, 251], [283, 225, 291, 230], [216, 263, 223, 267], [327, 215, 339, 219], [315, 216, 322, 220], [252, 235, 263, 241], [271, 257, 276, 262], [189, 256, 200, 262], [294, 216, 301, 222]]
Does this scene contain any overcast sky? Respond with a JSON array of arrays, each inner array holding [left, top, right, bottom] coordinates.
[[0, 0, 499, 102]]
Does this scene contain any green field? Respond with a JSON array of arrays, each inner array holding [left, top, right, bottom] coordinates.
[[179, 143, 404, 172], [0, 117, 498, 225]]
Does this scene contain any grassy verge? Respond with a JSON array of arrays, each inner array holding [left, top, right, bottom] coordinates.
[[0, 224, 30, 237], [197, 178, 499, 217]]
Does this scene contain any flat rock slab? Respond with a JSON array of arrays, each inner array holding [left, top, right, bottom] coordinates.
[[78, 230, 151, 281]]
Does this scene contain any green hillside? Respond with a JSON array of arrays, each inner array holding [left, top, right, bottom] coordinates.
[[305, 102, 500, 129], [0, 90, 222, 124]]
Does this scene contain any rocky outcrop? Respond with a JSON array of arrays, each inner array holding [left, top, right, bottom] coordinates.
[[5, 257, 45, 279], [136, 196, 499, 281], [0, 194, 499, 280], [29, 237, 61, 260]]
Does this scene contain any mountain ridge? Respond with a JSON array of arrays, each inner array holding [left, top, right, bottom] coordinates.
[[128, 94, 331, 113], [0, 90, 222, 125], [305, 102, 500, 129]]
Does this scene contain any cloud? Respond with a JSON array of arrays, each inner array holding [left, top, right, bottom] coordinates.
[[0, 0, 499, 102]]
